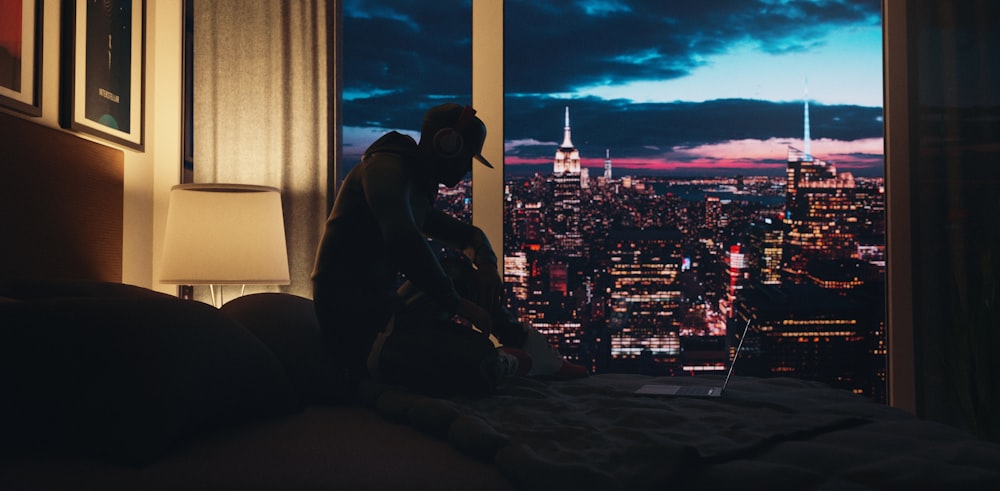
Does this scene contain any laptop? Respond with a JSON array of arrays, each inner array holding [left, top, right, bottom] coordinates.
[[633, 316, 752, 397]]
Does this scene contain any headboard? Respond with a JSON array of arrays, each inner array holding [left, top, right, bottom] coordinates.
[[0, 111, 124, 282]]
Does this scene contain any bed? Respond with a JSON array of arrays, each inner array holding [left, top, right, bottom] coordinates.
[[2, 112, 999, 490]]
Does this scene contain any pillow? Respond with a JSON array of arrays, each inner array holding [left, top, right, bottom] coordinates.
[[0, 277, 172, 301], [220, 293, 340, 404], [0, 296, 301, 466]]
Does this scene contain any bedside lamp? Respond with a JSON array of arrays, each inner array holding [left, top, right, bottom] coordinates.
[[160, 183, 290, 307]]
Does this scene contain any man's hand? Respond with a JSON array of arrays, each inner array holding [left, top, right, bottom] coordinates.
[[468, 263, 504, 314], [453, 298, 494, 336]]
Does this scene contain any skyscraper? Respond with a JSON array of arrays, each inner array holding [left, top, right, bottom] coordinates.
[[783, 92, 859, 277], [604, 229, 684, 374], [747, 218, 784, 285], [784, 149, 859, 273], [731, 88, 884, 400], [549, 107, 585, 258], [604, 148, 612, 180], [553, 107, 581, 175]]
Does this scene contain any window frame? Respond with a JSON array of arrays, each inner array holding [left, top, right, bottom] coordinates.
[[332, 0, 911, 411]]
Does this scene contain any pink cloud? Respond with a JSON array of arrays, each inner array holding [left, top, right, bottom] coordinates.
[[673, 137, 883, 162], [504, 137, 884, 175]]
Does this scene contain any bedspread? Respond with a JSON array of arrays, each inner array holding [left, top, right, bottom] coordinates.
[[364, 374, 1000, 490]]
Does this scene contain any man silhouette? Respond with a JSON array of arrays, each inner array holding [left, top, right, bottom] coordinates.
[[312, 103, 585, 397]]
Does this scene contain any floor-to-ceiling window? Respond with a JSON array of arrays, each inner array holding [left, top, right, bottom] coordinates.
[[341, 0, 474, 222], [342, 0, 887, 402], [501, 0, 886, 402]]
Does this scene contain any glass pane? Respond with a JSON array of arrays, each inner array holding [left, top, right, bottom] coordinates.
[[503, 0, 886, 401], [341, 0, 473, 220]]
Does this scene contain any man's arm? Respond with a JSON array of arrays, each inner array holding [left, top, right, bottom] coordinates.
[[422, 208, 498, 269], [423, 209, 503, 313], [362, 158, 462, 311], [365, 167, 495, 331]]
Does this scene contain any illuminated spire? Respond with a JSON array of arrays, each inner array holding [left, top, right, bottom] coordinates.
[[803, 79, 811, 157], [604, 148, 612, 179], [553, 106, 581, 175], [561, 106, 574, 148]]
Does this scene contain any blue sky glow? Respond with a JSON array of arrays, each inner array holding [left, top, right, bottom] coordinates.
[[342, 0, 884, 177]]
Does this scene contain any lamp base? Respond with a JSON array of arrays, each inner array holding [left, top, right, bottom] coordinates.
[[176, 284, 246, 308], [208, 284, 247, 308]]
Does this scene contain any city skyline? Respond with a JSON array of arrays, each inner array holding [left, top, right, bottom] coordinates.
[[490, 156, 886, 401], [344, 0, 887, 402], [342, 0, 884, 177]]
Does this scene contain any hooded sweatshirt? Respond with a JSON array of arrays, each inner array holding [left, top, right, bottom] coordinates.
[[311, 132, 464, 354]]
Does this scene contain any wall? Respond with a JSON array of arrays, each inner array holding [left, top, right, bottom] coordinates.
[[19, 0, 183, 292]]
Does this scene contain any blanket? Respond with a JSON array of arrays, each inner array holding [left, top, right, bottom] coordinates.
[[362, 374, 887, 490]]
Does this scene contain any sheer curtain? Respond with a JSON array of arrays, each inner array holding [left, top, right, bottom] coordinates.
[[192, 0, 332, 299]]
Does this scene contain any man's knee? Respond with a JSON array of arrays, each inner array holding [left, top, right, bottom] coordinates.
[[373, 320, 500, 396]]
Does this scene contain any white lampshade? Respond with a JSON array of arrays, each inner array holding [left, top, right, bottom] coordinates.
[[160, 183, 290, 285]]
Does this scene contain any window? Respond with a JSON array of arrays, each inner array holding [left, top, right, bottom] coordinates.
[[343, 0, 887, 402], [341, 1, 473, 224], [501, 0, 885, 401]]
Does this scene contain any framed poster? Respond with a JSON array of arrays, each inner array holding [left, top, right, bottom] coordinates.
[[0, 0, 42, 116], [60, 0, 145, 150]]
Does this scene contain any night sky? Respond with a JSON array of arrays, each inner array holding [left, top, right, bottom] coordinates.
[[342, 0, 884, 177]]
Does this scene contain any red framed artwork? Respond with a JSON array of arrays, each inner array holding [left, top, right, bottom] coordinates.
[[0, 0, 42, 116]]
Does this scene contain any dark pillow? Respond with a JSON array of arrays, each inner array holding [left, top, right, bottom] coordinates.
[[220, 293, 340, 404], [0, 296, 300, 466], [0, 277, 172, 301]]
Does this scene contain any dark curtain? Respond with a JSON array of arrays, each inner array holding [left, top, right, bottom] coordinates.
[[907, 0, 1000, 441]]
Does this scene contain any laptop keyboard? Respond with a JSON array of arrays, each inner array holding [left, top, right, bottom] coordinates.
[[675, 386, 712, 396]]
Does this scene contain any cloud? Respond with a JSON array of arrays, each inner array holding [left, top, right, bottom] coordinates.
[[340, 1, 885, 175], [342, 0, 473, 97], [502, 0, 881, 94], [342, 0, 881, 105], [673, 136, 883, 163], [502, 97, 882, 159], [505, 138, 560, 153]]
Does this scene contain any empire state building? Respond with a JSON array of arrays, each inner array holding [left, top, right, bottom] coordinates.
[[554, 107, 581, 175], [549, 107, 584, 258]]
